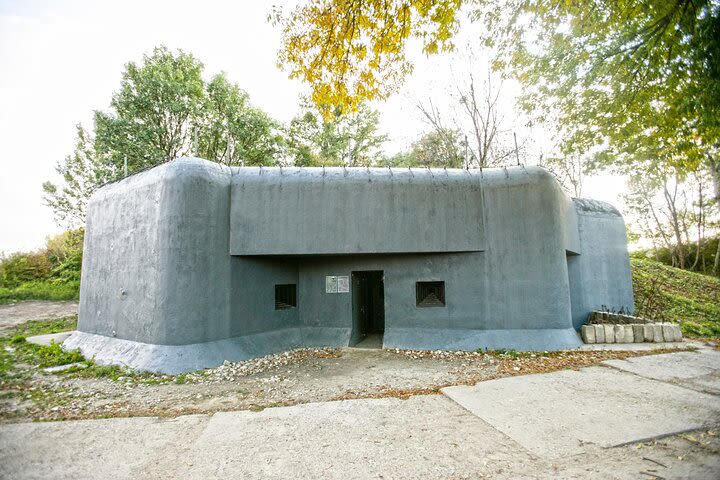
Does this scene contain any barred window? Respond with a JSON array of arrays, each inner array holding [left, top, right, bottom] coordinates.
[[275, 284, 297, 309]]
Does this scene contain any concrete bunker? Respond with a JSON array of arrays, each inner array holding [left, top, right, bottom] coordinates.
[[65, 157, 635, 373]]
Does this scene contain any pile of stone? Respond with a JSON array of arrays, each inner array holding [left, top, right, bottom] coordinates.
[[581, 311, 683, 344]]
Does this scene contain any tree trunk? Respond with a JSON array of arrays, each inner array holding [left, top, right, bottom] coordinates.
[[663, 181, 685, 269], [706, 151, 720, 275], [690, 175, 704, 271]]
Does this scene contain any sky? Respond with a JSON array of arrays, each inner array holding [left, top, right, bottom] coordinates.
[[0, 0, 626, 253]]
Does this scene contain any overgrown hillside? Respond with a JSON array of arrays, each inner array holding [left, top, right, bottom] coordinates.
[[632, 257, 720, 338]]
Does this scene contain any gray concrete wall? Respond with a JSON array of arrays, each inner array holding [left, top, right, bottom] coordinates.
[[78, 158, 232, 346], [293, 167, 584, 352], [567, 199, 635, 329], [230, 257, 299, 336], [229, 167, 485, 255]]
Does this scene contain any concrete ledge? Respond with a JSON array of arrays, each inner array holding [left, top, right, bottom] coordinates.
[[384, 327, 583, 352]]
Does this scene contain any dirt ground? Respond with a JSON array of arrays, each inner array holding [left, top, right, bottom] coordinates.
[[0, 300, 700, 424], [0, 300, 78, 335]]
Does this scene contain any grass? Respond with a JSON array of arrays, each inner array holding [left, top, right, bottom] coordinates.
[[0, 280, 79, 305], [0, 315, 196, 401], [631, 257, 720, 338]]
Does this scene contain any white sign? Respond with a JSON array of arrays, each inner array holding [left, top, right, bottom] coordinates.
[[326, 275, 349, 293], [337, 276, 349, 293], [325, 276, 337, 293]]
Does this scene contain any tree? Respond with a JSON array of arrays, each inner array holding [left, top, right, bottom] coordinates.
[[276, 1, 718, 163], [624, 168, 717, 271], [199, 73, 284, 166], [44, 46, 283, 226], [542, 155, 584, 197], [417, 66, 521, 168], [413, 128, 466, 167], [272, 0, 462, 116], [42, 125, 114, 228], [94, 46, 206, 171], [286, 100, 388, 166]]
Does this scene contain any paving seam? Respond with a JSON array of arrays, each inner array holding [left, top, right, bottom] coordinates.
[[441, 365, 720, 458], [609, 422, 720, 449], [438, 386, 549, 461], [598, 362, 720, 397]]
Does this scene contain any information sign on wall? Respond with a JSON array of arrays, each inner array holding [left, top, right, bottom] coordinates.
[[326, 275, 349, 293]]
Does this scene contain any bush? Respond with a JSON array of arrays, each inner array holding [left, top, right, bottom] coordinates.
[[0, 252, 53, 288], [0, 229, 83, 303]]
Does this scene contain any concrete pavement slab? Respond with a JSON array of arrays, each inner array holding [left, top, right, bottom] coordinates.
[[148, 395, 533, 480], [441, 366, 720, 459], [0, 396, 535, 480], [0, 414, 210, 480], [603, 349, 720, 395]]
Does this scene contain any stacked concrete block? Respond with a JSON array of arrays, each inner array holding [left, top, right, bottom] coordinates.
[[595, 324, 605, 343], [580, 322, 683, 344], [632, 325, 644, 342], [604, 324, 615, 343], [586, 311, 652, 325], [643, 324, 654, 342], [653, 324, 664, 343], [581, 325, 596, 343]]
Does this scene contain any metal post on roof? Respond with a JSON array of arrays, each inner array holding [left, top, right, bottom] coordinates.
[[464, 135, 469, 170], [123, 155, 127, 177], [514, 132, 520, 166]]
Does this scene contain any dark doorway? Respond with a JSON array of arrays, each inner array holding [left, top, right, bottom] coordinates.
[[350, 270, 385, 348]]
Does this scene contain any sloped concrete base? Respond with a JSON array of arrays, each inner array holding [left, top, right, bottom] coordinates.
[[65, 326, 583, 373], [64, 327, 350, 374], [384, 327, 583, 352]]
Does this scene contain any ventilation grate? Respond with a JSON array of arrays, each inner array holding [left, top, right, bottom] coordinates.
[[416, 281, 445, 307]]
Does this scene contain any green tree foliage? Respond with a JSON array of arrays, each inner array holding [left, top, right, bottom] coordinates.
[[44, 46, 283, 227], [385, 129, 465, 167], [42, 125, 110, 227], [475, 1, 720, 174], [411, 128, 464, 167], [94, 46, 206, 171], [199, 73, 283, 165], [0, 252, 53, 290], [286, 100, 388, 166]]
